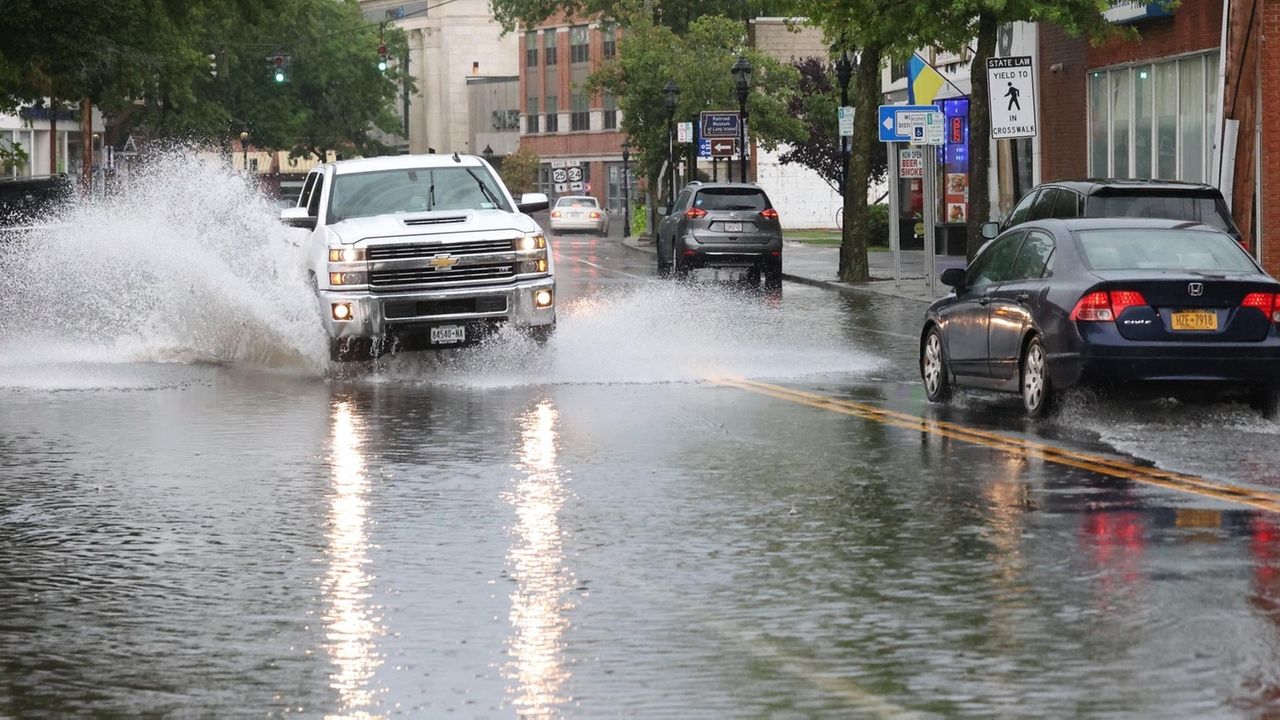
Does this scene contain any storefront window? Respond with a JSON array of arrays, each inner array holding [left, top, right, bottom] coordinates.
[[1179, 55, 1205, 183], [1156, 61, 1177, 178], [1089, 72, 1109, 177], [1133, 65, 1153, 178], [1089, 52, 1217, 182], [1111, 69, 1131, 178]]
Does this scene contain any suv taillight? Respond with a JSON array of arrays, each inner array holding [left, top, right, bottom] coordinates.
[[685, 207, 707, 219], [759, 208, 779, 221], [1242, 292, 1280, 323], [1070, 290, 1147, 322]]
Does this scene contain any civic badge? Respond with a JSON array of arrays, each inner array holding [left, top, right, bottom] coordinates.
[[430, 254, 458, 270], [1188, 282, 1204, 296]]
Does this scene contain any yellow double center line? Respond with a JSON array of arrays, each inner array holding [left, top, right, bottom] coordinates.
[[716, 378, 1280, 514]]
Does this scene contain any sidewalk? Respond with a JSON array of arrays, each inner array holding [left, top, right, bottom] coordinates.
[[619, 235, 967, 304]]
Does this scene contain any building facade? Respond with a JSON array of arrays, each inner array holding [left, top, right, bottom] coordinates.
[[1039, 0, 1277, 274], [1, 103, 105, 181], [360, 0, 518, 155], [518, 16, 629, 212]]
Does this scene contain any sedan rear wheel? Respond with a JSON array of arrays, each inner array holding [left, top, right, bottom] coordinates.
[[921, 327, 951, 403], [1020, 336, 1053, 418]]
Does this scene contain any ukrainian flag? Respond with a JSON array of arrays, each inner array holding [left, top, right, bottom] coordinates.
[[907, 54, 946, 106]]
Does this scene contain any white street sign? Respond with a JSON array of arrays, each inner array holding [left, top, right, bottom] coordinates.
[[908, 110, 945, 146], [677, 122, 693, 143], [838, 106, 854, 137], [987, 55, 1037, 139], [899, 148, 924, 178]]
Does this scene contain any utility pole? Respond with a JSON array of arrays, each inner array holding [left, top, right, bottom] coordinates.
[[80, 98, 92, 192]]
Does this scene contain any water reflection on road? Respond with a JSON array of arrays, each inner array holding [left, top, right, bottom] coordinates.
[[324, 399, 381, 716], [504, 399, 573, 716]]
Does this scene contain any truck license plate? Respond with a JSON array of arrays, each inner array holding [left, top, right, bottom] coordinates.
[[430, 325, 466, 344], [723, 222, 743, 233]]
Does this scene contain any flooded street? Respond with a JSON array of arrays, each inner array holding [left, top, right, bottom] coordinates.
[[4, 163, 1280, 717]]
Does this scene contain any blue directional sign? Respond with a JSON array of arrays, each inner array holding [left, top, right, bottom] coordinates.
[[698, 137, 711, 158], [700, 110, 741, 139], [878, 104, 941, 143]]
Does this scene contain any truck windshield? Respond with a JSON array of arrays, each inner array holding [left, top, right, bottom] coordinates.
[[327, 167, 511, 223]]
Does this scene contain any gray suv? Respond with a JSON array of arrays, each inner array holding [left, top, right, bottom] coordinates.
[[655, 182, 783, 288]]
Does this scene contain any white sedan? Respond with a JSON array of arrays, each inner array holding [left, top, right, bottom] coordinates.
[[549, 196, 609, 235]]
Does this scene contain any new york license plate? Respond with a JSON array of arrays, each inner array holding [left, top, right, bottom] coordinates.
[[1171, 310, 1217, 331], [723, 222, 742, 233], [430, 325, 467, 344]]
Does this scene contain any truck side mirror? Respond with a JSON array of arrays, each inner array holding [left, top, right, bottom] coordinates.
[[517, 192, 549, 214], [280, 206, 317, 230]]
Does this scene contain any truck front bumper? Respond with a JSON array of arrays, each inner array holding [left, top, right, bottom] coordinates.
[[317, 277, 556, 340]]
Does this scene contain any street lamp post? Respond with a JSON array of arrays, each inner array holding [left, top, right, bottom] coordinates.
[[621, 139, 631, 239], [239, 130, 249, 174], [834, 45, 853, 196], [663, 80, 680, 205], [732, 57, 747, 183]]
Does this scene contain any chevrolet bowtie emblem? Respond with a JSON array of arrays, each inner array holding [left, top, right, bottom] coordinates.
[[430, 254, 458, 269]]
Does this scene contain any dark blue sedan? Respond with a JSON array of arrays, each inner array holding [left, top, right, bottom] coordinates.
[[919, 218, 1280, 418]]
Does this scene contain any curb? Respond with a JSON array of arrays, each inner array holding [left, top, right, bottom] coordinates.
[[618, 237, 938, 304]]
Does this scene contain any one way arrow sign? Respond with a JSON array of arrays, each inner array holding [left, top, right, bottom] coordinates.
[[710, 139, 737, 157], [878, 104, 941, 143]]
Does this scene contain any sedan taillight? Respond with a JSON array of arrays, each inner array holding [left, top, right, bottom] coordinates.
[[1070, 290, 1147, 322], [685, 207, 707, 219], [759, 208, 779, 221], [1242, 292, 1280, 323]]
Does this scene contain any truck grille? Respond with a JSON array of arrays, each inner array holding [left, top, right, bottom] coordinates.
[[370, 262, 515, 288], [367, 239, 514, 260], [383, 296, 508, 319], [403, 215, 467, 226]]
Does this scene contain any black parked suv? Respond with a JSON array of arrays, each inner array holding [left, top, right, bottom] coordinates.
[[0, 174, 73, 228], [655, 181, 783, 288], [984, 179, 1240, 244]]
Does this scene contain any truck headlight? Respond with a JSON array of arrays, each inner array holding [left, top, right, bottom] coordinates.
[[519, 258, 549, 274], [328, 247, 366, 262], [329, 271, 368, 286], [534, 289, 553, 308], [516, 233, 547, 252]]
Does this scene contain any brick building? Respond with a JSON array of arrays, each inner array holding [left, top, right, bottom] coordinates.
[[518, 16, 630, 212], [1039, 0, 1280, 275]]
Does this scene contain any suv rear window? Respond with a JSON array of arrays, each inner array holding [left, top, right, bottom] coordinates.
[[1086, 194, 1229, 232], [693, 188, 767, 212], [1075, 229, 1255, 272]]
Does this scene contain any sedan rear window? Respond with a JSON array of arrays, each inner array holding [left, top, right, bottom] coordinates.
[[556, 197, 597, 208], [694, 188, 767, 212], [1086, 194, 1230, 231], [1076, 229, 1256, 273]]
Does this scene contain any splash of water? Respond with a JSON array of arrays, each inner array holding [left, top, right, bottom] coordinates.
[[0, 149, 327, 379], [344, 283, 884, 387]]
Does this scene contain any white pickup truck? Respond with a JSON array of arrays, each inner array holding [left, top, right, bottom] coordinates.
[[280, 153, 553, 361]]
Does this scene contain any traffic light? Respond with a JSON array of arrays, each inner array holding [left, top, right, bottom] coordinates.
[[208, 53, 218, 78], [377, 45, 389, 73], [272, 55, 287, 83]]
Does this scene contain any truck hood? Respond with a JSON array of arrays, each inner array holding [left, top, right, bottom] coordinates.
[[328, 209, 542, 244]]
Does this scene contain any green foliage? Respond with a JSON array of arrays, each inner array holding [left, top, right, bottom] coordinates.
[[0, 139, 28, 173], [630, 205, 647, 236], [500, 146, 542, 196], [588, 15, 802, 199], [0, 0, 411, 160], [868, 203, 889, 248]]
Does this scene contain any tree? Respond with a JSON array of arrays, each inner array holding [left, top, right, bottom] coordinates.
[[778, 57, 886, 194], [587, 15, 801, 218], [501, 146, 542, 195], [950, 0, 1116, 259]]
